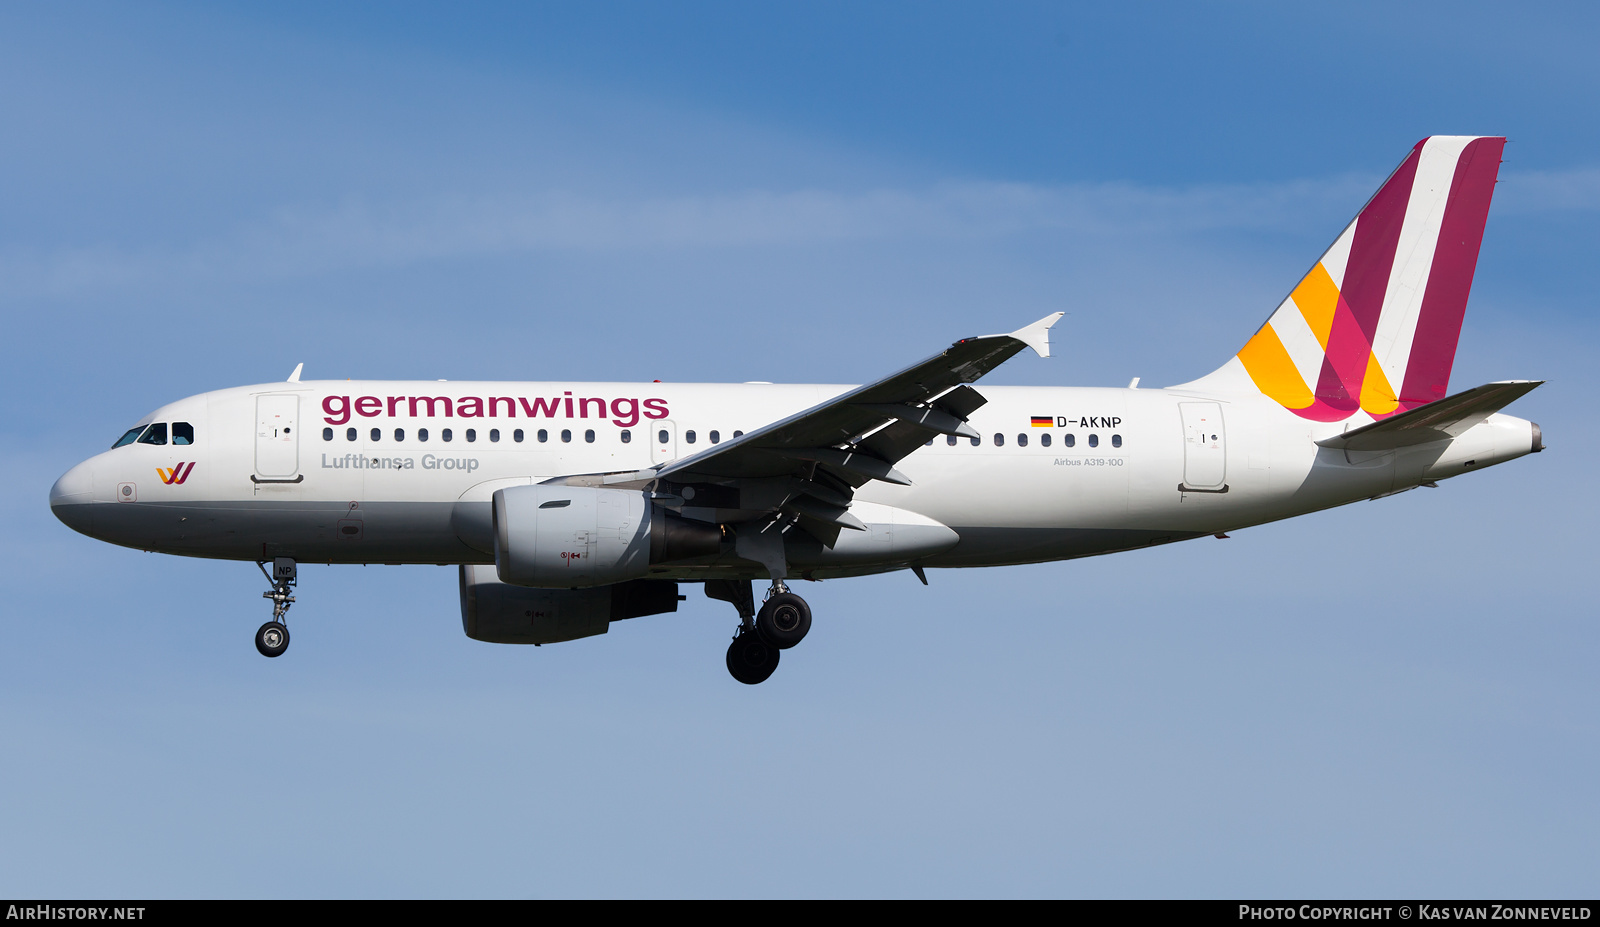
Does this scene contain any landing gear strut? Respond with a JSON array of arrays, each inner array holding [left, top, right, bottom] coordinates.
[[255, 557, 296, 658], [707, 577, 811, 684]]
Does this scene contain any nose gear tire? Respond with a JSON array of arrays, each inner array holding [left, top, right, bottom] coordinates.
[[255, 621, 290, 658]]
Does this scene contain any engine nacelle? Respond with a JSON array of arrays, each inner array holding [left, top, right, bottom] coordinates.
[[492, 484, 722, 588], [460, 564, 682, 644]]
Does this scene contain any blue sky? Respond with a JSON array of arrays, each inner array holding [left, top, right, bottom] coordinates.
[[3, 1, 1596, 897]]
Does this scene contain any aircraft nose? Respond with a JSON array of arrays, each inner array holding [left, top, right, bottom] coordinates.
[[50, 461, 95, 534]]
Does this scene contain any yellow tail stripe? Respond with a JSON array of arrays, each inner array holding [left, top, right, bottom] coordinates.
[[1290, 262, 1341, 350], [1238, 323, 1316, 409], [1359, 351, 1399, 416]]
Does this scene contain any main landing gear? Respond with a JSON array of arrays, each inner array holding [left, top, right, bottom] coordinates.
[[254, 557, 296, 658], [709, 578, 812, 685]]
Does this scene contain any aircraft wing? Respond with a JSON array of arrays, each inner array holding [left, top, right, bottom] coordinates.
[[655, 312, 1060, 484], [566, 313, 1062, 547]]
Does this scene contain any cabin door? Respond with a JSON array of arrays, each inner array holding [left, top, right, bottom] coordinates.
[[255, 394, 301, 479], [1179, 402, 1226, 490]]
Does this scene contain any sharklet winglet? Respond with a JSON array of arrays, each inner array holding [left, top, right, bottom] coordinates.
[[287, 363, 303, 383], [988, 312, 1063, 359]]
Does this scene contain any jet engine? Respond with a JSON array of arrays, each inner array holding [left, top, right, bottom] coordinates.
[[460, 564, 683, 644], [492, 485, 722, 588]]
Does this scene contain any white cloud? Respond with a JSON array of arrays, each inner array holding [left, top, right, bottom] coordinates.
[[1, 174, 1388, 299], [1495, 168, 1600, 214]]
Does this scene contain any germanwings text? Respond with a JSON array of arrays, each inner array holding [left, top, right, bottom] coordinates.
[[321, 392, 668, 428]]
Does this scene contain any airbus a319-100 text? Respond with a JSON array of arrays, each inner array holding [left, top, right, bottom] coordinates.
[[50, 136, 1543, 684]]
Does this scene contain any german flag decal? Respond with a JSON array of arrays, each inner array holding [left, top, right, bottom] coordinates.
[[1030, 416, 1053, 427]]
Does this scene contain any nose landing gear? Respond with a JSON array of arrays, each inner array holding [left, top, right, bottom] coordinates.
[[255, 558, 296, 658]]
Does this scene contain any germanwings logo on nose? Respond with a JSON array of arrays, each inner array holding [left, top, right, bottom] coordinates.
[[158, 463, 195, 485]]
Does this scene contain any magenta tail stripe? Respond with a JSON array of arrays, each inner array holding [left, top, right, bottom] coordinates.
[[1398, 137, 1506, 408], [1312, 139, 1424, 407]]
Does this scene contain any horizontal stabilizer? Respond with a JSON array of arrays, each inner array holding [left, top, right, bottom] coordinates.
[[1315, 380, 1542, 451]]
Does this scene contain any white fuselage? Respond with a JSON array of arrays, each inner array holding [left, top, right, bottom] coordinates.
[[49, 379, 1540, 578]]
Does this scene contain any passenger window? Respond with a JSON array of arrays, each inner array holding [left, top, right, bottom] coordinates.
[[1088, 434, 1099, 448], [658, 430, 669, 444], [489, 429, 499, 442], [685, 430, 697, 444], [1064, 434, 1075, 448], [561, 429, 572, 443], [1112, 434, 1122, 448], [395, 428, 405, 442], [537, 429, 548, 443], [733, 431, 744, 438], [585, 429, 595, 443], [172, 422, 194, 445], [138, 423, 168, 446], [925, 438, 933, 446], [419, 428, 430, 442], [1041, 433, 1052, 448], [710, 430, 720, 444], [1017, 433, 1027, 447], [466, 429, 477, 442], [969, 436, 980, 447], [321, 427, 333, 442], [947, 435, 957, 446], [346, 427, 357, 442], [112, 426, 146, 449], [442, 428, 453, 442], [993, 433, 1004, 446], [371, 428, 381, 442], [514, 429, 524, 443], [620, 429, 631, 444]]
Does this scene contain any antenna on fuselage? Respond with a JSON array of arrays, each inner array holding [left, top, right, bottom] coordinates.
[[287, 363, 303, 383]]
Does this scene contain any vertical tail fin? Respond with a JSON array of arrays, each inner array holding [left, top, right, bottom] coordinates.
[[1190, 136, 1505, 422]]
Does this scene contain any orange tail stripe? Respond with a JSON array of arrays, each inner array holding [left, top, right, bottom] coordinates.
[[1290, 262, 1341, 350], [1238, 324, 1315, 409]]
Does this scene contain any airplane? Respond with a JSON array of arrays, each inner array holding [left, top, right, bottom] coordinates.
[[49, 135, 1543, 684]]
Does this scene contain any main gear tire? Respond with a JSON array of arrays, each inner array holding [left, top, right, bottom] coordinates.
[[726, 631, 779, 685], [755, 592, 811, 649]]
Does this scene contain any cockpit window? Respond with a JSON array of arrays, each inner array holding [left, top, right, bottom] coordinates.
[[112, 426, 146, 449], [136, 423, 168, 446], [172, 422, 195, 445]]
